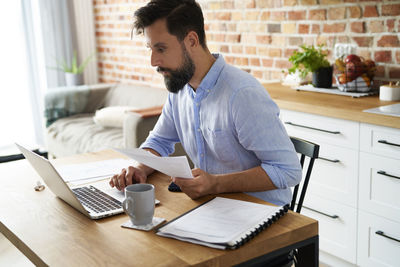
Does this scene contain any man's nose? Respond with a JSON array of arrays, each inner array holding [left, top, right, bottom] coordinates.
[[150, 52, 161, 67]]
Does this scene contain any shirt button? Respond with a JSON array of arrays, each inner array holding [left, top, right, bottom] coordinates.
[[201, 154, 204, 157], [196, 103, 199, 106], [197, 128, 201, 132]]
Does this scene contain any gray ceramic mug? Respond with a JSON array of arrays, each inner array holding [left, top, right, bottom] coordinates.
[[123, 184, 155, 225]]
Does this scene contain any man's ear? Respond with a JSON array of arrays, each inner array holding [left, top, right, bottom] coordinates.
[[185, 31, 199, 49]]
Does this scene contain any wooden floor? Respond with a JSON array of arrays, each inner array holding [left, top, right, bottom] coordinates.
[[0, 233, 34, 267]]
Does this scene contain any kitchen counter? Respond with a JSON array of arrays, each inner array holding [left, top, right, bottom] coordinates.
[[264, 83, 400, 129]]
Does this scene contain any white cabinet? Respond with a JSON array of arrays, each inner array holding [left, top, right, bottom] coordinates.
[[358, 211, 400, 267], [360, 123, 400, 159], [280, 109, 359, 264], [359, 152, 400, 223], [358, 123, 400, 267], [281, 110, 400, 267], [308, 143, 358, 207], [280, 109, 359, 149], [302, 195, 357, 264]]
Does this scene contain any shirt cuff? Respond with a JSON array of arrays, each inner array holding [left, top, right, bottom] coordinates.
[[139, 141, 170, 157], [261, 163, 289, 189]]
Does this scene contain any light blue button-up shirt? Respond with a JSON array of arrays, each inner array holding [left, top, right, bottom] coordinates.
[[141, 54, 302, 205]]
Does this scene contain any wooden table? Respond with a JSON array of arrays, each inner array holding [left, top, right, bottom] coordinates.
[[0, 150, 318, 266]]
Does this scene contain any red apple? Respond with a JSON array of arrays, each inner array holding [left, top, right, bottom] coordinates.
[[364, 59, 376, 79], [345, 54, 361, 64], [346, 61, 363, 80]]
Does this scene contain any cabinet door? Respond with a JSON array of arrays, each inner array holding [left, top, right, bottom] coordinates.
[[358, 211, 400, 267], [360, 123, 400, 160], [302, 194, 357, 264], [359, 152, 400, 223], [303, 142, 358, 207], [280, 109, 359, 149]]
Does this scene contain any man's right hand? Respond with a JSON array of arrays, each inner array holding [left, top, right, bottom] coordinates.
[[109, 166, 147, 191]]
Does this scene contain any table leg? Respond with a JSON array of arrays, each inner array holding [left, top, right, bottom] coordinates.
[[297, 235, 319, 267], [235, 235, 319, 267]]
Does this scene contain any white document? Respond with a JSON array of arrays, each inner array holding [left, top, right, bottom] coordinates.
[[114, 148, 193, 179], [55, 158, 136, 182], [156, 197, 285, 249]]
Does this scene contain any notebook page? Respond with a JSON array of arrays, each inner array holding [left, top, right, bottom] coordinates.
[[157, 197, 281, 244]]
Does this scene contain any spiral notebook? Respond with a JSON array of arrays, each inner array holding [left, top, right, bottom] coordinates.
[[156, 197, 288, 250]]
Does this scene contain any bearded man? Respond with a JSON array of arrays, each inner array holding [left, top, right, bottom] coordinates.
[[110, 0, 301, 206]]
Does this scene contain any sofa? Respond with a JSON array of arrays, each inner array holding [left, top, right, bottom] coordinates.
[[45, 83, 178, 158]]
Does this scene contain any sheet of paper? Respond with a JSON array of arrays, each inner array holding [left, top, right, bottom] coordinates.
[[157, 197, 281, 244], [114, 148, 193, 179], [69, 175, 111, 186], [55, 158, 136, 182]]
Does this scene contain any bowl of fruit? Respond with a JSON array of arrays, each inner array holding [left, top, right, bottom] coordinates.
[[335, 54, 376, 92]]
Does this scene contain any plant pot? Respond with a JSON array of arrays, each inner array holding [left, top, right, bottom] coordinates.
[[312, 66, 333, 88], [65, 73, 84, 86]]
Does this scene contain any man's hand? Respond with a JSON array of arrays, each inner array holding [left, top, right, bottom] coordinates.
[[172, 168, 218, 199], [109, 166, 147, 191]]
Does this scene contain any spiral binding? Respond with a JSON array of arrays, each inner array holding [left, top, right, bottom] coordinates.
[[229, 204, 290, 250]]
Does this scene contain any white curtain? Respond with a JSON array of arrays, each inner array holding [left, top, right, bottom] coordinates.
[[37, 0, 78, 88], [72, 0, 98, 85]]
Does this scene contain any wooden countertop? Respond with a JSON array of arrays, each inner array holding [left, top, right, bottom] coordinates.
[[264, 83, 400, 129]]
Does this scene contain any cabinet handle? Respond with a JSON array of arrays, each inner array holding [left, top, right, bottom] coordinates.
[[284, 122, 341, 135], [319, 157, 340, 163], [377, 140, 400, 147], [375, 231, 400, 243], [303, 206, 339, 219], [377, 170, 400, 180]]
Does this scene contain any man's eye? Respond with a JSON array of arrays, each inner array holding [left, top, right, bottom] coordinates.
[[157, 47, 165, 53]]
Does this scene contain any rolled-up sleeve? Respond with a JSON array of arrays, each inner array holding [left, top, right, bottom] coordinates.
[[140, 94, 180, 157], [230, 86, 302, 189]]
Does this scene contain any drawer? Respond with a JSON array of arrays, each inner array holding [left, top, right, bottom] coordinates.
[[301, 194, 357, 264], [280, 109, 359, 149], [303, 142, 358, 207], [359, 152, 400, 223], [358, 211, 400, 267], [360, 123, 400, 160]]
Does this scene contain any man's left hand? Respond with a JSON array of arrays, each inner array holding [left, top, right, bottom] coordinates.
[[172, 168, 218, 199]]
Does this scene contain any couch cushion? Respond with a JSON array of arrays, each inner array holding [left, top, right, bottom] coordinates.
[[46, 114, 123, 157], [93, 106, 137, 128], [104, 84, 168, 108]]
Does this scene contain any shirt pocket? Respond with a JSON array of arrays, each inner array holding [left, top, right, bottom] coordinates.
[[202, 128, 236, 162]]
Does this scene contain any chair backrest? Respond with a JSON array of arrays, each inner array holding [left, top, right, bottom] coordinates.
[[290, 136, 320, 213]]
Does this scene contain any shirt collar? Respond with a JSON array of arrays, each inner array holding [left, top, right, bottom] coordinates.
[[185, 53, 225, 96], [197, 53, 225, 93]]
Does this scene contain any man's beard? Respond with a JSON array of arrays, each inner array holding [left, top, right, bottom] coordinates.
[[157, 47, 195, 93]]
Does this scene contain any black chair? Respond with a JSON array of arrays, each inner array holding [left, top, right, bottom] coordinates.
[[289, 136, 320, 213], [261, 137, 319, 267]]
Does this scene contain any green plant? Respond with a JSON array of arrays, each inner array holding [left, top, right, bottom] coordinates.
[[288, 44, 331, 79], [53, 51, 95, 74]]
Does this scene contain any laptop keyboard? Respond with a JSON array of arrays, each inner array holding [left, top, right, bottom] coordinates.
[[72, 186, 122, 213]]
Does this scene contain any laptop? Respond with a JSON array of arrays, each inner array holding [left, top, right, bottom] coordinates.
[[16, 143, 124, 219]]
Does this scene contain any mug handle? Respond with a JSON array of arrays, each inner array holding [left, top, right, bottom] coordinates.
[[122, 197, 134, 217]]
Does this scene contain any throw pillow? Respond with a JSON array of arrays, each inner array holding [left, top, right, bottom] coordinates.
[[93, 106, 136, 128]]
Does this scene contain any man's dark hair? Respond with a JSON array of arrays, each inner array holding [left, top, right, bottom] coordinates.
[[133, 0, 207, 48]]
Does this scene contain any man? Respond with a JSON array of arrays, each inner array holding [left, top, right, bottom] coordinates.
[[110, 0, 302, 206]]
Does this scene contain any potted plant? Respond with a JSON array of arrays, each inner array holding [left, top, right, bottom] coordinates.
[[288, 44, 333, 88], [53, 51, 94, 86]]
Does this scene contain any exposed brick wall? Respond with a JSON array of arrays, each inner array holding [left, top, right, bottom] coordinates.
[[94, 0, 400, 88]]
